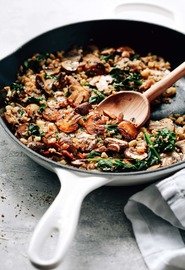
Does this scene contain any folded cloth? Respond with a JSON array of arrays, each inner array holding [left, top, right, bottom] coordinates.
[[124, 168, 185, 270]]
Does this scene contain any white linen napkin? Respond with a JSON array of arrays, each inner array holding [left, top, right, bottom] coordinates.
[[124, 168, 185, 270]]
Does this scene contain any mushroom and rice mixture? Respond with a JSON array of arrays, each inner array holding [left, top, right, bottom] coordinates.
[[2, 45, 185, 172]]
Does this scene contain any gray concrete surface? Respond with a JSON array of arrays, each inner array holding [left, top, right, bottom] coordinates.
[[0, 126, 148, 269]]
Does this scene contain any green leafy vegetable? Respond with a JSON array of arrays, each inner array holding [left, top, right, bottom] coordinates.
[[152, 128, 176, 152], [28, 124, 40, 136], [97, 158, 134, 172], [87, 151, 101, 158], [89, 88, 106, 103], [110, 67, 142, 90], [10, 82, 24, 91], [144, 132, 160, 160], [27, 96, 44, 104], [38, 104, 47, 114], [105, 124, 119, 136]]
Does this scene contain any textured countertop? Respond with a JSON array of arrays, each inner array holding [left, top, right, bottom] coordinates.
[[0, 0, 184, 269]]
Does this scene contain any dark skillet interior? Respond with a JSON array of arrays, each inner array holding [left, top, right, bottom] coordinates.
[[0, 19, 185, 177], [1, 19, 185, 116]]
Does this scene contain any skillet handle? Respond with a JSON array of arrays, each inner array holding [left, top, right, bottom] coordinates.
[[107, 1, 185, 33], [28, 168, 112, 270]]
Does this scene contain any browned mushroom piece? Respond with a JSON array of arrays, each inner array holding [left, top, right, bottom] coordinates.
[[16, 123, 29, 138], [81, 53, 106, 76], [56, 110, 82, 133], [27, 141, 46, 152], [84, 112, 106, 135], [44, 66, 61, 76], [35, 74, 57, 96], [75, 102, 92, 115], [67, 84, 90, 106], [124, 139, 147, 160], [118, 120, 138, 140], [42, 107, 60, 121], [36, 74, 45, 90]]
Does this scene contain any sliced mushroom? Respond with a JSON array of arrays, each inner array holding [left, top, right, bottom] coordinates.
[[42, 107, 60, 121], [175, 140, 185, 160], [64, 46, 83, 62], [148, 118, 175, 132], [161, 151, 182, 166], [35, 74, 56, 96], [84, 112, 106, 135], [71, 159, 86, 167], [36, 74, 45, 90], [103, 110, 117, 120], [44, 66, 61, 76], [56, 110, 82, 133], [26, 103, 40, 117], [27, 141, 45, 152], [75, 102, 92, 115], [16, 123, 29, 138], [124, 146, 147, 160], [81, 53, 106, 76], [118, 120, 138, 140], [67, 84, 90, 106], [61, 60, 79, 72], [104, 137, 128, 149], [89, 75, 113, 91]]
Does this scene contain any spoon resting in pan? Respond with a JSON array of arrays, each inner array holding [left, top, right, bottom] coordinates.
[[97, 62, 185, 128]]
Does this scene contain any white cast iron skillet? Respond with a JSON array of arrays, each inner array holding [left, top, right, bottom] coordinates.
[[1, 19, 185, 269]]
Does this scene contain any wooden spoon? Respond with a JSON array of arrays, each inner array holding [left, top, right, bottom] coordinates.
[[97, 62, 185, 127]]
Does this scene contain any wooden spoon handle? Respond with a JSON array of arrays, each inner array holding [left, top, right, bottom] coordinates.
[[143, 62, 185, 102]]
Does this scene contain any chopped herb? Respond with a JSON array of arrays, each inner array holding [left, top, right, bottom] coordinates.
[[105, 124, 119, 135], [110, 67, 142, 90], [10, 82, 24, 91], [56, 133, 60, 141], [28, 124, 40, 136], [27, 96, 44, 104], [38, 104, 47, 114], [89, 88, 106, 103]]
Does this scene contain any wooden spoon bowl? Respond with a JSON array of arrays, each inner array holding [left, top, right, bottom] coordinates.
[[97, 91, 150, 127], [97, 62, 185, 127]]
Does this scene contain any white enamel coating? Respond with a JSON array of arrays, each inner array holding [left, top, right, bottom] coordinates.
[[28, 168, 114, 269]]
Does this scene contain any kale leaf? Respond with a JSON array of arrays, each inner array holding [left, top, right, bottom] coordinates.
[[110, 67, 142, 90], [152, 128, 176, 152]]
